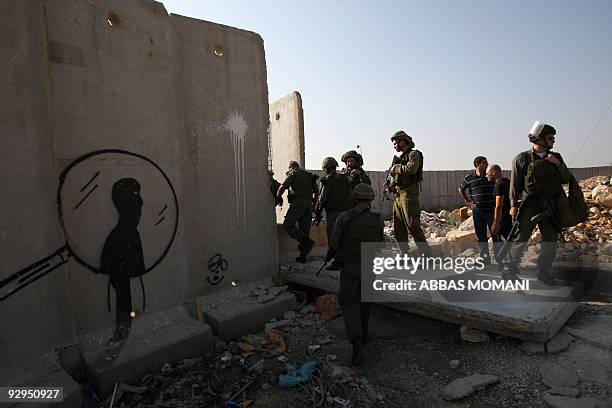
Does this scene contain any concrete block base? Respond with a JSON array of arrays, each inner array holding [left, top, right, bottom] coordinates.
[[78, 305, 213, 398], [197, 278, 297, 340], [0, 352, 83, 408]]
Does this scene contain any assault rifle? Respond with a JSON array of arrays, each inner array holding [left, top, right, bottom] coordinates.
[[382, 155, 400, 200], [496, 193, 557, 270]]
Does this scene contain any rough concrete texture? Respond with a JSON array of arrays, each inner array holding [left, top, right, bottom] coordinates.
[[280, 256, 579, 341], [540, 361, 580, 388], [80, 305, 213, 398], [270, 92, 306, 224], [442, 374, 499, 400], [543, 393, 610, 408], [565, 312, 612, 350], [1, 0, 276, 366], [196, 278, 297, 340], [0, 351, 83, 408]]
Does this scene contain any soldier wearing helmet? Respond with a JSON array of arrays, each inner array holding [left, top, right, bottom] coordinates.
[[277, 161, 319, 263], [327, 183, 384, 365], [314, 157, 353, 269], [504, 121, 572, 284], [388, 130, 432, 256], [340, 150, 371, 189]]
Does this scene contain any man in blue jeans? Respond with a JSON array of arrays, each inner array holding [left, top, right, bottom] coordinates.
[[458, 156, 496, 264]]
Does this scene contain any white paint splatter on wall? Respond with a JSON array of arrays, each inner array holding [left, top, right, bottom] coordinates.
[[223, 111, 248, 230]]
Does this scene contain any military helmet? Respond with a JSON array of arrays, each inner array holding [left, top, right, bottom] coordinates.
[[322, 157, 339, 169], [351, 183, 375, 200], [390, 130, 415, 148], [528, 120, 556, 143], [341, 150, 364, 166]]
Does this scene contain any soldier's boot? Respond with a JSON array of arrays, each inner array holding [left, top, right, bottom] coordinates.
[[501, 263, 519, 280], [351, 339, 364, 366], [537, 269, 554, 286], [300, 238, 315, 257]]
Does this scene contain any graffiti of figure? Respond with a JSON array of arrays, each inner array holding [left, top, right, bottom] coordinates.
[[101, 178, 145, 341]]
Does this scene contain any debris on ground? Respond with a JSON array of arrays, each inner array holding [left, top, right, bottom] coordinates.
[[278, 360, 318, 387]]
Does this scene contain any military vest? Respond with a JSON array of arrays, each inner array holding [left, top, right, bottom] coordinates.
[[524, 152, 564, 198], [336, 208, 382, 265], [287, 169, 314, 202], [321, 173, 353, 212], [394, 149, 423, 191]]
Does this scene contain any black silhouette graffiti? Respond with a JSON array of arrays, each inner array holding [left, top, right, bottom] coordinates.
[[100, 178, 146, 340], [0, 150, 179, 340], [207, 253, 228, 286]]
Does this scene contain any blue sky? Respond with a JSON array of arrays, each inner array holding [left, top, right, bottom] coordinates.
[[162, 0, 612, 170]]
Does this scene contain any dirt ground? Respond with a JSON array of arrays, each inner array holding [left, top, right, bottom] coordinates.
[[112, 298, 612, 408]]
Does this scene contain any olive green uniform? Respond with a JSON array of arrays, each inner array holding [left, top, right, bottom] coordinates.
[[319, 173, 353, 243], [509, 150, 571, 270], [281, 169, 315, 242], [392, 149, 432, 256], [330, 206, 384, 342], [341, 167, 371, 190]]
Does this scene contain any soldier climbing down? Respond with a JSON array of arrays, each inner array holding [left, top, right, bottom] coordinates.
[[277, 161, 319, 263], [313, 157, 353, 270]]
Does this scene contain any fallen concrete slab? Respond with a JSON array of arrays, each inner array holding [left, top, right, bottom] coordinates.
[[0, 351, 83, 408], [280, 255, 581, 342], [196, 278, 297, 340], [79, 305, 213, 398]]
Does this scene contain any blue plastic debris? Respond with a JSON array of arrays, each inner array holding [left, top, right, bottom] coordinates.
[[278, 360, 319, 388]]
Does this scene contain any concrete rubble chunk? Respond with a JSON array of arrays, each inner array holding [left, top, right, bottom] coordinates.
[[442, 374, 499, 400], [540, 361, 579, 388], [543, 393, 610, 408], [546, 332, 575, 353], [268, 286, 288, 297], [449, 359, 461, 369], [257, 294, 276, 304]]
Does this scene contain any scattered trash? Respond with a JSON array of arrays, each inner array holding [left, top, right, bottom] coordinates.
[[160, 362, 173, 374], [326, 354, 338, 362], [359, 377, 384, 401], [318, 335, 335, 345], [329, 364, 352, 384], [308, 344, 321, 353], [237, 327, 287, 357], [278, 360, 319, 387], [178, 357, 202, 370], [315, 293, 343, 320], [215, 352, 233, 370], [277, 355, 289, 363], [442, 374, 499, 400], [332, 396, 351, 407], [283, 310, 297, 320]]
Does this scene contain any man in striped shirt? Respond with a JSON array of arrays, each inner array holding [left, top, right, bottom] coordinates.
[[458, 156, 496, 264]]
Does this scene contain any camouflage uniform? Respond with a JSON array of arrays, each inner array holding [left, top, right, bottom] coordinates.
[[281, 168, 316, 243], [330, 203, 384, 345], [319, 172, 353, 243], [392, 149, 432, 256]]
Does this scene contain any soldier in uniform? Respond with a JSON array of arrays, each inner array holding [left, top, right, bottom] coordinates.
[[268, 170, 283, 206], [276, 161, 319, 262], [341, 150, 371, 189], [505, 121, 572, 283], [387, 131, 432, 257], [328, 183, 384, 365], [315, 157, 353, 270]]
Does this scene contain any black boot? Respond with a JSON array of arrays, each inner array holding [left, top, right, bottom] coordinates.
[[351, 339, 364, 365], [501, 263, 519, 280], [537, 269, 554, 286]]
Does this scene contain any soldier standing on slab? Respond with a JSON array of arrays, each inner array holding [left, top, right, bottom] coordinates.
[[277, 161, 319, 263], [340, 150, 371, 189], [327, 183, 384, 365], [505, 121, 571, 283], [387, 131, 432, 257], [314, 157, 353, 270]]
